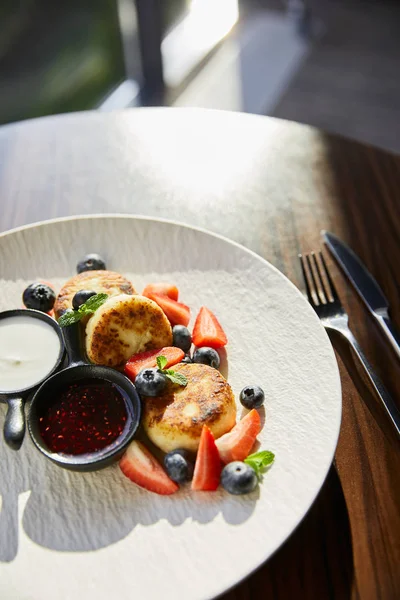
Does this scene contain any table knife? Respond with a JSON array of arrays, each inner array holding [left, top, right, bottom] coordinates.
[[323, 231, 400, 361]]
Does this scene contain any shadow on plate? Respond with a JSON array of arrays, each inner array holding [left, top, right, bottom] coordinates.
[[0, 405, 257, 560]]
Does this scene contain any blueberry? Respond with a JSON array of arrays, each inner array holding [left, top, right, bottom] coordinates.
[[135, 368, 167, 396], [76, 253, 106, 274], [221, 462, 258, 495], [22, 282, 56, 312], [193, 347, 220, 369], [172, 325, 192, 352], [164, 449, 194, 483], [72, 290, 97, 310], [239, 385, 265, 409], [181, 354, 192, 364]]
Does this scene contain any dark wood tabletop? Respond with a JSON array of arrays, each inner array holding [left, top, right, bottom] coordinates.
[[0, 108, 399, 600]]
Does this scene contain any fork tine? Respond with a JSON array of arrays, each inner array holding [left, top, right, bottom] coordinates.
[[311, 251, 329, 303], [319, 252, 340, 303], [306, 253, 324, 304], [299, 254, 315, 305]]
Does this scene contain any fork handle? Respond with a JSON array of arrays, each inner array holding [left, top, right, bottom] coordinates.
[[338, 329, 400, 438]]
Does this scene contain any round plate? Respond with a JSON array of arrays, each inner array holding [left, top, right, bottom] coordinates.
[[0, 215, 341, 600]]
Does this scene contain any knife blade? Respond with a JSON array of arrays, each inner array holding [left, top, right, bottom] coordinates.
[[323, 231, 400, 361]]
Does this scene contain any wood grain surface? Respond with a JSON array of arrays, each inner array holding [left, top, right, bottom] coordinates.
[[0, 108, 399, 600]]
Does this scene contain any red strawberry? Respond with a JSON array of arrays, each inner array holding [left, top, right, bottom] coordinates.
[[124, 346, 184, 381], [146, 292, 190, 327], [143, 282, 179, 301], [216, 409, 261, 463], [192, 306, 227, 349], [191, 426, 222, 491], [120, 440, 179, 495]]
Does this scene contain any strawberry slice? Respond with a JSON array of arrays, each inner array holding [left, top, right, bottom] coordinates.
[[215, 409, 261, 464], [146, 292, 190, 327], [192, 426, 222, 491], [120, 440, 179, 495], [192, 306, 227, 349], [143, 282, 179, 301], [124, 346, 184, 381]]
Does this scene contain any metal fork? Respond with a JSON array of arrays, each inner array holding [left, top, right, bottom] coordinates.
[[299, 251, 400, 438]]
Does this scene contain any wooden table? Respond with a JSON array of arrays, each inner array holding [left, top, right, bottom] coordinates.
[[0, 108, 399, 599]]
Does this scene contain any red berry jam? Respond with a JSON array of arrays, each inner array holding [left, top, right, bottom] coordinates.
[[38, 379, 128, 455]]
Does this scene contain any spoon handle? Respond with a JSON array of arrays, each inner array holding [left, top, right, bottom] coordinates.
[[4, 397, 25, 450], [61, 322, 87, 366]]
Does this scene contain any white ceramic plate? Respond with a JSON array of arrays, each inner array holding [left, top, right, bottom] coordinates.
[[0, 215, 341, 600]]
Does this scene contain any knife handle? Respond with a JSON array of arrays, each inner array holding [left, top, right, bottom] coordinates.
[[374, 310, 400, 361]]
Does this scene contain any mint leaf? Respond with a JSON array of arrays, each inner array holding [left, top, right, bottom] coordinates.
[[80, 293, 108, 314], [156, 355, 168, 370], [58, 293, 108, 327], [155, 356, 187, 387], [244, 450, 275, 479], [57, 310, 83, 327], [164, 369, 188, 387]]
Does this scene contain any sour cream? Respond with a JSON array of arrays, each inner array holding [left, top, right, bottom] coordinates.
[[0, 316, 61, 392]]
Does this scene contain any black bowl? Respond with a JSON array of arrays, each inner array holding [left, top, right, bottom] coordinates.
[[27, 322, 141, 471]]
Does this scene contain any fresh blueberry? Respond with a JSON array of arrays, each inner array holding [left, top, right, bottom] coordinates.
[[72, 290, 97, 310], [164, 449, 194, 483], [172, 325, 192, 352], [181, 354, 192, 364], [239, 385, 265, 409], [135, 368, 168, 396], [221, 462, 258, 495], [22, 282, 56, 312], [193, 347, 220, 369], [76, 253, 106, 274]]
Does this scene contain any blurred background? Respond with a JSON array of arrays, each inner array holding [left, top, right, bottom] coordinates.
[[1, 0, 399, 153]]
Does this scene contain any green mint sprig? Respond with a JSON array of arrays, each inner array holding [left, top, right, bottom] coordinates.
[[156, 355, 168, 370], [156, 355, 188, 387], [244, 450, 275, 479], [58, 293, 108, 327]]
